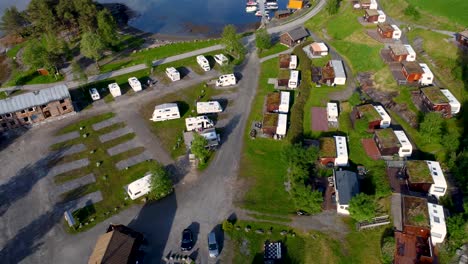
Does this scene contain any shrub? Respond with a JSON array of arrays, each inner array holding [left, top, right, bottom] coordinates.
[[404, 5, 421, 20]]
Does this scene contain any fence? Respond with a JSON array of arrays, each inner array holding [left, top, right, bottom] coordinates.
[[356, 215, 391, 231]]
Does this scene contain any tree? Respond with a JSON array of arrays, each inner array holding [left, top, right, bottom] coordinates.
[[22, 39, 53, 70], [71, 60, 87, 85], [27, 0, 59, 34], [348, 193, 376, 222], [446, 214, 468, 250], [97, 9, 118, 47], [80, 32, 105, 69], [191, 134, 210, 165], [326, 0, 340, 15], [291, 185, 323, 214], [148, 164, 173, 201], [255, 28, 272, 50], [73, 0, 98, 32], [404, 5, 421, 20], [453, 151, 468, 193], [0, 6, 28, 37], [419, 112, 443, 143], [282, 144, 319, 170], [221, 25, 246, 59]]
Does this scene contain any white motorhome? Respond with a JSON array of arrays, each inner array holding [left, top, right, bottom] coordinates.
[[327, 102, 338, 123], [428, 203, 447, 245], [394, 130, 413, 157], [377, 10, 386, 23], [214, 54, 229, 66], [426, 161, 448, 198], [215, 74, 236, 87], [166, 67, 181, 82], [126, 174, 152, 200], [279, 91, 290, 114], [128, 77, 142, 92], [289, 55, 298, 69], [108, 83, 122, 98], [391, 24, 402, 40], [196, 55, 210, 72], [404, 44, 416, 61], [334, 136, 349, 167], [276, 113, 287, 136], [89, 88, 100, 101], [419, 63, 434, 86], [369, 0, 378, 9], [440, 89, 461, 115], [185, 115, 214, 131], [373, 105, 391, 128], [330, 60, 346, 85], [196, 101, 223, 114], [151, 103, 181, 122], [288, 70, 299, 89]]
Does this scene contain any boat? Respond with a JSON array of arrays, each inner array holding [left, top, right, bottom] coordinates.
[[246, 1, 257, 6], [265, 3, 278, 10], [255, 10, 269, 16], [246, 5, 258, 12]]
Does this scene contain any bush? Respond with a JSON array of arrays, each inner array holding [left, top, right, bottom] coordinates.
[[255, 28, 272, 50], [404, 4, 421, 20], [348, 193, 376, 222], [148, 164, 173, 201], [381, 236, 395, 264], [222, 219, 234, 231]]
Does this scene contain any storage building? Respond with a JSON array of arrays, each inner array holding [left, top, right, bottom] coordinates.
[[440, 89, 461, 115], [402, 61, 424, 83], [309, 42, 328, 56], [405, 160, 447, 198], [329, 60, 346, 85], [280, 27, 309, 47], [420, 87, 451, 118]]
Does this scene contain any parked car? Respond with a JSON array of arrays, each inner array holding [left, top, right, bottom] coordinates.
[[208, 231, 219, 258], [180, 229, 194, 251]]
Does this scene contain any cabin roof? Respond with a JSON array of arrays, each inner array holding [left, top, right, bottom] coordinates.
[[319, 137, 337, 157], [402, 196, 430, 229], [402, 61, 424, 74], [389, 44, 409, 56], [421, 87, 449, 104], [263, 113, 279, 127], [365, 9, 379, 16], [375, 128, 399, 149], [356, 104, 382, 122], [378, 23, 394, 32], [406, 160, 433, 183], [285, 27, 309, 41]]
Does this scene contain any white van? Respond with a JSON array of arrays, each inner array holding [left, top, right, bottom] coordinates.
[[166, 67, 181, 82], [288, 70, 299, 89], [289, 55, 297, 70], [89, 88, 100, 101], [215, 74, 236, 87], [196, 55, 210, 71]]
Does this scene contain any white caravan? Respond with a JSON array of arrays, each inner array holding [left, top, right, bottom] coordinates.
[[126, 174, 152, 200], [196, 101, 223, 114], [108, 83, 122, 97], [216, 74, 236, 87], [196, 55, 210, 72], [288, 70, 299, 89], [89, 88, 100, 101], [128, 77, 142, 92], [151, 103, 181, 122], [166, 67, 181, 82], [289, 55, 298, 69], [185, 116, 215, 131], [214, 54, 229, 66]]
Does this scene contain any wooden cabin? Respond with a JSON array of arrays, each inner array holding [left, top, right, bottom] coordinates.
[[280, 27, 309, 47], [275, 10, 291, 19], [279, 54, 291, 69], [364, 9, 379, 23], [389, 44, 409, 62], [420, 87, 451, 118], [377, 23, 394, 39], [402, 61, 424, 82]]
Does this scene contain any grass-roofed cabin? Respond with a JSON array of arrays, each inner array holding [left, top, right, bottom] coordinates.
[[405, 160, 433, 194], [321, 65, 335, 86], [373, 128, 400, 156], [351, 104, 382, 131], [279, 54, 291, 69], [402, 195, 431, 237], [319, 137, 337, 166], [277, 69, 290, 87], [265, 92, 281, 113], [262, 113, 279, 136], [420, 87, 451, 118]]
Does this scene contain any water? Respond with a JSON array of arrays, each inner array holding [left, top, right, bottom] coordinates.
[[0, 0, 288, 37]]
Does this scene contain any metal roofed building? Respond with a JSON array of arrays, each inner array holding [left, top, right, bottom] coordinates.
[[329, 60, 346, 85], [0, 84, 74, 132], [333, 170, 359, 215]]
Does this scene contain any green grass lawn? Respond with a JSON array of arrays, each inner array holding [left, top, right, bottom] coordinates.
[[49, 113, 163, 232], [100, 39, 221, 73], [6, 41, 28, 58], [3, 69, 64, 87], [258, 42, 289, 58], [405, 0, 468, 26], [140, 83, 227, 159]]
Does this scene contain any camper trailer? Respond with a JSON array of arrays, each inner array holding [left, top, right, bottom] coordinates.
[[166, 67, 181, 82], [185, 116, 214, 131], [215, 74, 236, 87], [391, 25, 402, 40], [89, 88, 100, 101], [440, 89, 461, 115], [289, 55, 298, 69], [128, 77, 142, 92], [419, 63, 434, 86], [404, 45, 416, 61], [151, 103, 181, 122], [196, 101, 223, 114], [395, 130, 413, 157], [108, 83, 122, 97], [376, 10, 386, 23], [214, 54, 229, 66], [126, 174, 152, 200], [288, 70, 299, 89], [196, 55, 211, 72]]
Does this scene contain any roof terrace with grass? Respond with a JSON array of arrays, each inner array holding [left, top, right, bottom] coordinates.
[[356, 104, 382, 122], [319, 137, 337, 158], [278, 69, 290, 80], [375, 128, 399, 149], [266, 92, 281, 112], [406, 160, 433, 183], [402, 196, 430, 229], [421, 87, 449, 104], [263, 113, 279, 128], [279, 54, 291, 68], [321, 66, 335, 80]]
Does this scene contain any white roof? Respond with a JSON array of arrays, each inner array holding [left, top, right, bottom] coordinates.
[[186, 115, 210, 123], [276, 114, 287, 135], [128, 77, 140, 85], [394, 130, 412, 148], [197, 101, 221, 108], [391, 24, 401, 32], [200, 128, 218, 141], [440, 89, 461, 107], [377, 10, 385, 16], [280, 92, 290, 112], [334, 136, 348, 160], [327, 102, 338, 117], [428, 202, 446, 233], [108, 82, 120, 90], [290, 55, 297, 63], [290, 70, 299, 79], [166, 67, 178, 74], [426, 161, 447, 188], [330, 60, 346, 78], [419, 63, 433, 76], [127, 174, 152, 193], [373, 105, 391, 122], [154, 103, 178, 110], [404, 44, 416, 55]]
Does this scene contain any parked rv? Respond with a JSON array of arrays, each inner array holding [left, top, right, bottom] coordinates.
[[216, 74, 236, 87], [166, 67, 181, 82], [128, 77, 142, 92], [196, 101, 223, 114], [196, 55, 211, 71], [288, 70, 299, 89], [185, 116, 215, 131], [89, 88, 100, 101], [151, 103, 181, 122], [108, 83, 122, 97], [214, 54, 229, 66], [126, 174, 152, 200], [289, 55, 297, 69]]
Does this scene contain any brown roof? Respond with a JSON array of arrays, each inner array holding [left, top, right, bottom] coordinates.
[[263, 113, 279, 127], [266, 92, 281, 112], [378, 23, 394, 33], [285, 27, 309, 41], [360, 0, 371, 4], [365, 9, 379, 17], [356, 104, 382, 122], [319, 137, 336, 158], [279, 54, 291, 65], [402, 61, 424, 74], [402, 196, 430, 229], [88, 230, 136, 264], [389, 44, 408, 56], [321, 66, 335, 79]]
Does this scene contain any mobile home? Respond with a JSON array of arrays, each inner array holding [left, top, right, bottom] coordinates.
[[334, 136, 349, 166], [288, 70, 299, 89], [289, 55, 298, 69], [166, 67, 181, 82], [214, 54, 228, 66], [404, 44, 416, 61], [151, 103, 181, 122], [108, 83, 122, 97], [327, 102, 338, 123], [276, 113, 287, 136], [89, 88, 100, 101], [196, 101, 223, 114], [419, 63, 434, 86], [279, 91, 290, 114], [185, 115, 214, 131], [330, 60, 346, 85], [196, 55, 210, 72], [391, 24, 402, 40], [126, 174, 152, 200], [128, 77, 142, 92], [215, 74, 236, 87], [394, 130, 413, 157], [440, 89, 461, 115], [374, 105, 391, 128]]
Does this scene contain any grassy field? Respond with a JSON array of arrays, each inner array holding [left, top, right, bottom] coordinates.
[[258, 42, 289, 58], [3, 69, 65, 87], [100, 39, 221, 73], [50, 113, 162, 232], [379, 0, 467, 31], [140, 83, 229, 159]]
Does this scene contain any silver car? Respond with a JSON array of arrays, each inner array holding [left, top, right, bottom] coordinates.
[[208, 231, 219, 258]]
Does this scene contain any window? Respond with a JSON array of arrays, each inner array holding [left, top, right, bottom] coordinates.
[[134, 191, 141, 196], [156, 116, 161, 118], [172, 113, 178, 116], [402, 149, 410, 152], [59, 99, 65, 104], [433, 216, 440, 223], [6, 113, 11, 118], [340, 206, 344, 209], [62, 106, 67, 111], [427, 77, 431, 80], [41, 104, 47, 108], [434, 187, 445, 193], [432, 232, 442, 238], [29, 107, 35, 112], [128, 189, 132, 195], [23, 117, 29, 122], [20, 110, 26, 114]]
